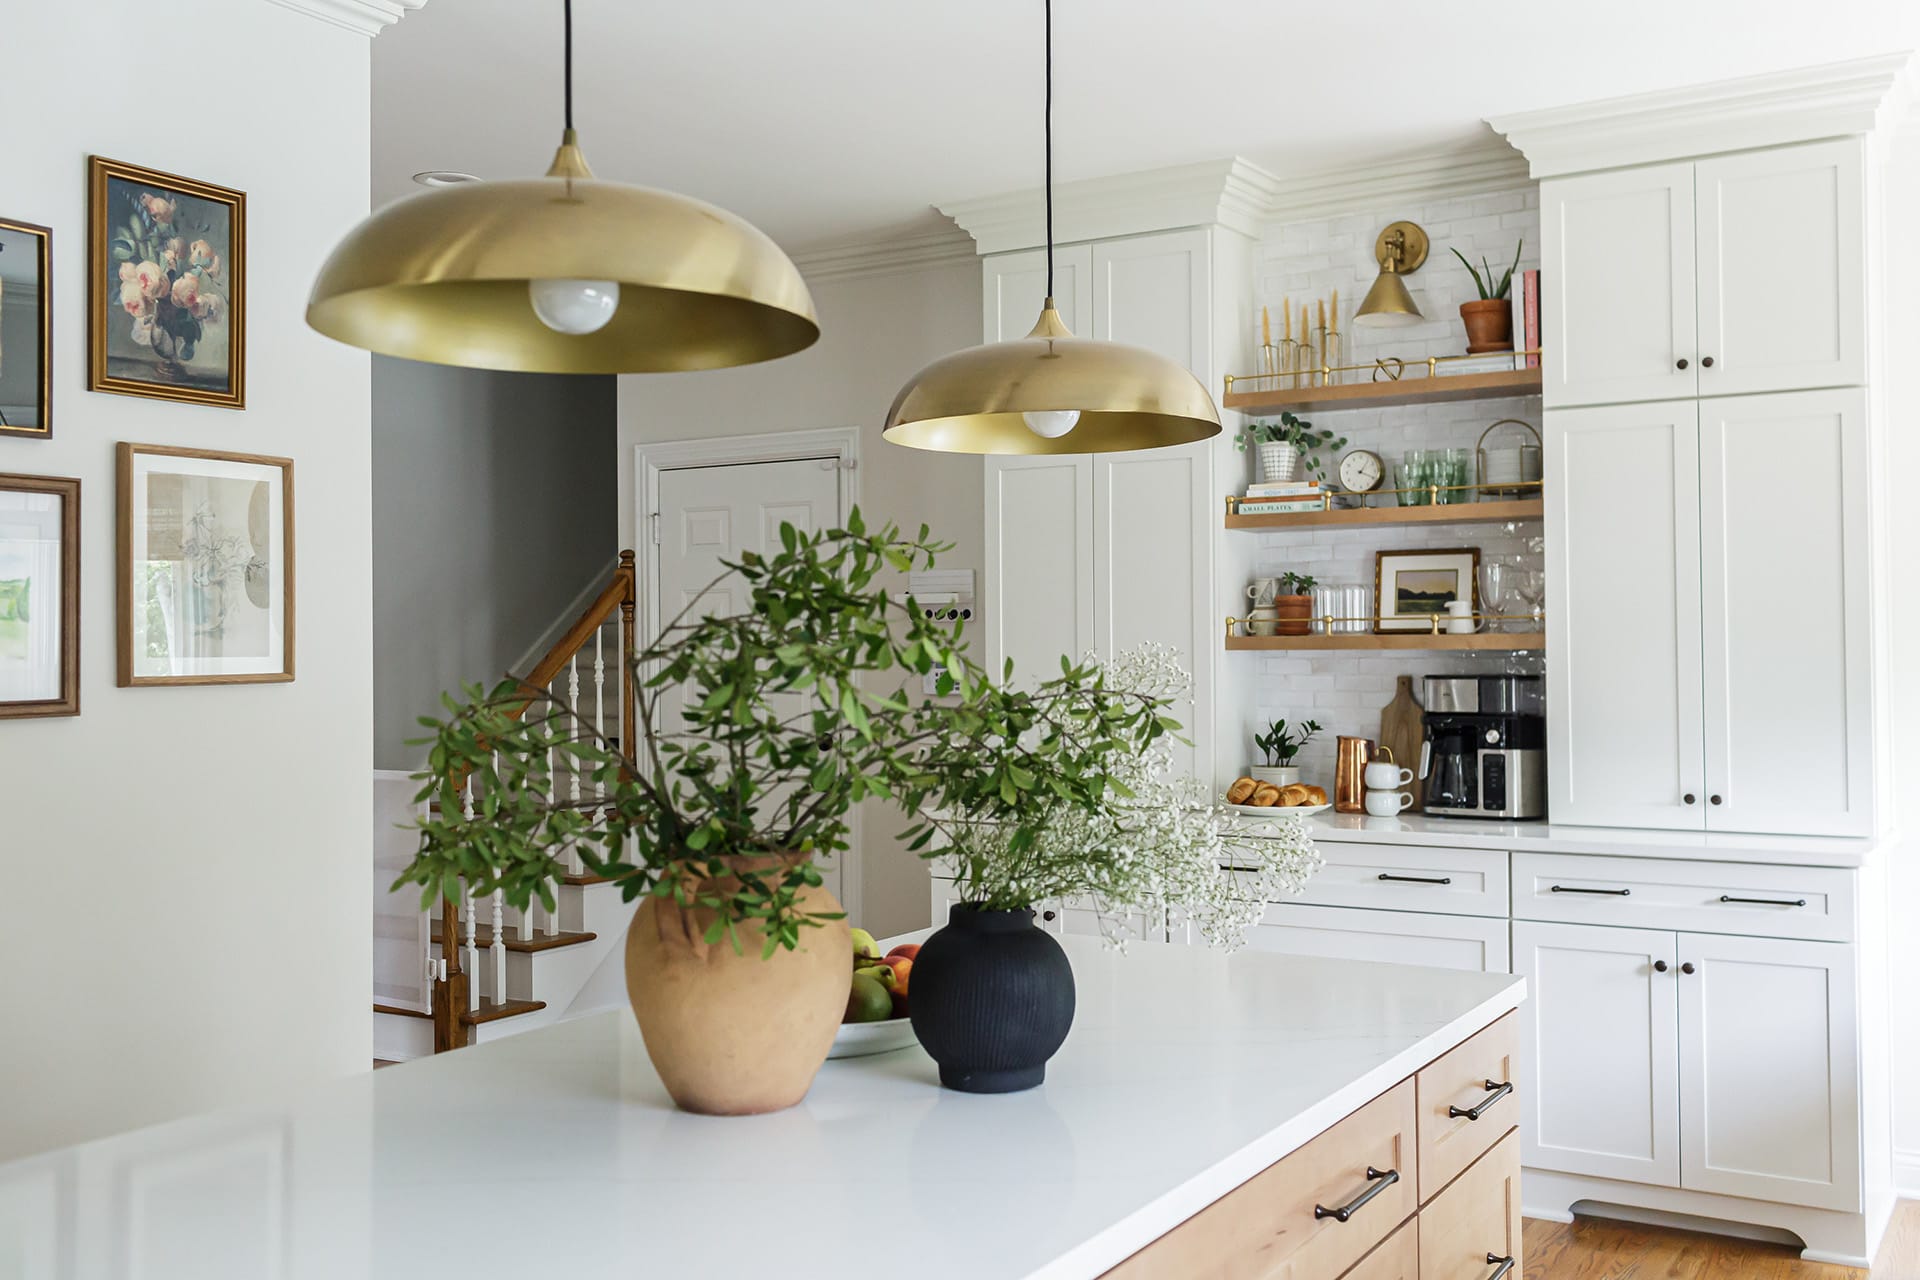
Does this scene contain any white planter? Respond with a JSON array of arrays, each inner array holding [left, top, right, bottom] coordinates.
[[1257, 442, 1300, 482], [1250, 765, 1301, 787]]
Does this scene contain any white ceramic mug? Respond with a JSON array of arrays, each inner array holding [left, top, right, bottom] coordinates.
[[1246, 578, 1279, 608], [1364, 789, 1415, 816], [1365, 760, 1415, 790], [1444, 599, 1478, 634]]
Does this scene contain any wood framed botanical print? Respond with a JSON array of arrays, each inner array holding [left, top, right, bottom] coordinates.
[[0, 473, 80, 718], [1374, 547, 1480, 633], [89, 157, 245, 409], [0, 218, 53, 439], [117, 444, 292, 686]]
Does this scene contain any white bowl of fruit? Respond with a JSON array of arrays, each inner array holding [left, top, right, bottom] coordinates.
[[829, 929, 919, 1059]]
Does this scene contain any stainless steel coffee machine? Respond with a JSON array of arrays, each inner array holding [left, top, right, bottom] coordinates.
[[1419, 675, 1546, 820]]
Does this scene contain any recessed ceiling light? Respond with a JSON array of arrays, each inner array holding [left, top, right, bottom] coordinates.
[[411, 170, 481, 187]]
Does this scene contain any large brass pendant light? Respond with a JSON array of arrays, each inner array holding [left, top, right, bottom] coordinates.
[[882, 0, 1220, 455], [306, 1, 818, 374]]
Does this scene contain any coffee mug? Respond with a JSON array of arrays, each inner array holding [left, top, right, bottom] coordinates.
[[1365, 761, 1415, 790], [1364, 789, 1415, 816], [1247, 577, 1279, 608]]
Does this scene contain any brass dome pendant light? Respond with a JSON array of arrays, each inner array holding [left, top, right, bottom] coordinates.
[[306, 0, 819, 374], [882, 0, 1220, 455]]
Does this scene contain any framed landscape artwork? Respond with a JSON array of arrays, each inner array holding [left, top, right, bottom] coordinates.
[[1375, 547, 1480, 633], [117, 444, 292, 686], [0, 474, 80, 719], [89, 157, 245, 409], [0, 217, 53, 439]]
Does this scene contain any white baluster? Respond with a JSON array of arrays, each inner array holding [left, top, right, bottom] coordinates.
[[568, 653, 583, 877], [491, 888, 506, 1002], [547, 678, 563, 935], [461, 783, 479, 1011], [593, 627, 606, 804]]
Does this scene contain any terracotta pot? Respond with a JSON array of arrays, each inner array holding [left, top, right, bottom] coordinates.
[[624, 855, 850, 1116], [1460, 299, 1513, 353], [1274, 593, 1313, 636]]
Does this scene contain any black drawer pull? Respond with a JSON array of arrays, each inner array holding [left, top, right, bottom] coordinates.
[[1719, 894, 1806, 908], [1486, 1255, 1517, 1280], [1550, 884, 1630, 896], [1448, 1079, 1514, 1121], [1378, 873, 1452, 885], [1314, 1167, 1399, 1222]]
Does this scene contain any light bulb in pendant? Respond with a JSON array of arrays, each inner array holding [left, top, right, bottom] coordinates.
[[1022, 409, 1080, 439], [528, 278, 620, 334]]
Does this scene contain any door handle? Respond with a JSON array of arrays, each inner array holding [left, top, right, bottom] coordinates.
[[1485, 1256, 1517, 1280], [1550, 884, 1630, 896], [1448, 1080, 1514, 1121], [1378, 873, 1452, 885], [1313, 1167, 1399, 1222]]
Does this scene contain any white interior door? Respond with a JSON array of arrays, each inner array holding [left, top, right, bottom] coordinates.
[[1698, 389, 1872, 835], [1513, 920, 1680, 1187], [1677, 932, 1860, 1211], [652, 456, 846, 902], [1545, 401, 1705, 828]]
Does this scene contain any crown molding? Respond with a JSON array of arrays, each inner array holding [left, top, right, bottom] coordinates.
[[939, 157, 1279, 256], [1263, 139, 1531, 225], [1490, 51, 1917, 178], [788, 225, 978, 285], [262, 0, 427, 36]]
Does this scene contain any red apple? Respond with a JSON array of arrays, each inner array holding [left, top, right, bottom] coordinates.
[[881, 954, 912, 998], [885, 943, 921, 962]]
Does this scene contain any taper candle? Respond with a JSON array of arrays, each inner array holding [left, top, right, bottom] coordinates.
[[1317, 298, 1326, 334], [1331, 287, 1340, 332], [1282, 298, 1291, 342], [1262, 305, 1271, 347]]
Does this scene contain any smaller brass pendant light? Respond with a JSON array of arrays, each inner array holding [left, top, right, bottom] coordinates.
[[307, 0, 819, 374], [883, 0, 1220, 456], [1352, 220, 1428, 328]]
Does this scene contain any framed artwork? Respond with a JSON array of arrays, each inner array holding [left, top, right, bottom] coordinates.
[[117, 444, 292, 686], [0, 217, 52, 439], [1375, 547, 1480, 633], [89, 157, 245, 409], [0, 473, 80, 719]]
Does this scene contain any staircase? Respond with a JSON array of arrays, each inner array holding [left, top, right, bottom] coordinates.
[[372, 552, 639, 1061]]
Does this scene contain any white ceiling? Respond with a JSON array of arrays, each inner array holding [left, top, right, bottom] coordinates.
[[371, 0, 1919, 250]]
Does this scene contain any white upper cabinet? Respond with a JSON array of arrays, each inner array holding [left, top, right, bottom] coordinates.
[[1088, 230, 1209, 372], [1546, 400, 1705, 829], [1543, 162, 1697, 408], [982, 244, 1093, 341], [1695, 140, 1866, 398], [1698, 389, 1872, 835], [984, 455, 1093, 690]]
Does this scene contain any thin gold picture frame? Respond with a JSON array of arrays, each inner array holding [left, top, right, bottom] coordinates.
[[0, 217, 53, 439], [0, 472, 80, 718]]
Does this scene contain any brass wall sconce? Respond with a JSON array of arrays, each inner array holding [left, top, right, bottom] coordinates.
[[1353, 220, 1429, 329]]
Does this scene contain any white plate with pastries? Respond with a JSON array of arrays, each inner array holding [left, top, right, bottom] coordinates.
[[1221, 776, 1330, 817], [1226, 801, 1330, 818]]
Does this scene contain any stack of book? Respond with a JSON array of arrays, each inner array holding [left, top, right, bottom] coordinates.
[[1512, 268, 1540, 369], [1239, 480, 1329, 514]]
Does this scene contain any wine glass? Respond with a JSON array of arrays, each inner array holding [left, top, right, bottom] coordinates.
[[1478, 560, 1514, 634], [1512, 569, 1546, 631]]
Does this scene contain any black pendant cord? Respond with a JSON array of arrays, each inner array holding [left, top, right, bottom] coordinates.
[[563, 0, 575, 131], [1043, 0, 1054, 300]]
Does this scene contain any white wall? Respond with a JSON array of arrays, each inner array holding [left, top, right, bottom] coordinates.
[[617, 258, 984, 937], [0, 0, 373, 1160]]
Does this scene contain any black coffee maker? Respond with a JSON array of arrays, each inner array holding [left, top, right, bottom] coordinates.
[[1419, 676, 1546, 820]]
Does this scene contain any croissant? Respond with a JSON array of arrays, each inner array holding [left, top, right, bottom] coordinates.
[[1249, 783, 1283, 807], [1278, 784, 1312, 807], [1303, 785, 1328, 806], [1226, 777, 1258, 805]]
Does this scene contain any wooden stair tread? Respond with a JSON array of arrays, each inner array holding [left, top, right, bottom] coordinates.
[[432, 923, 597, 953], [373, 1002, 430, 1020], [461, 998, 546, 1026], [563, 872, 613, 886]]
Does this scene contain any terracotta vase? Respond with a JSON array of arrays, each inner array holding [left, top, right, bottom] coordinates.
[[624, 855, 850, 1116], [1274, 593, 1313, 636], [1459, 299, 1513, 354]]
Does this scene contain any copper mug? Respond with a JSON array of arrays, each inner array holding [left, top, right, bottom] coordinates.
[[1335, 735, 1375, 813]]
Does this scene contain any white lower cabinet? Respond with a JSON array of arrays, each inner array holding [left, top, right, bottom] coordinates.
[[1240, 902, 1509, 974]]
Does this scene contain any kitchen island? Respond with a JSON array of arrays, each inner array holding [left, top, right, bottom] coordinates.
[[0, 938, 1525, 1279]]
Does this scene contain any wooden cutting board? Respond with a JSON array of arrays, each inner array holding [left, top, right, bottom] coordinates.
[[1378, 675, 1425, 809]]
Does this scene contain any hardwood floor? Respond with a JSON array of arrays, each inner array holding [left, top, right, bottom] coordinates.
[[1524, 1202, 1920, 1278]]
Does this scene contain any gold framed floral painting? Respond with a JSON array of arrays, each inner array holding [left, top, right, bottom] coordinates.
[[0, 217, 53, 439], [89, 157, 245, 409], [118, 444, 292, 686]]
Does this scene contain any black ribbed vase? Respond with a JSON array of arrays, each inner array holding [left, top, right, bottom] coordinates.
[[909, 904, 1076, 1094]]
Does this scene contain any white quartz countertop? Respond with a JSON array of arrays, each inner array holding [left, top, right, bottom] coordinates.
[[0, 938, 1524, 1280], [1276, 810, 1883, 868]]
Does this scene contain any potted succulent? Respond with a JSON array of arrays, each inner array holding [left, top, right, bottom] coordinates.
[[1274, 570, 1316, 636], [1236, 412, 1347, 483], [902, 645, 1321, 1093], [1452, 239, 1524, 353], [1252, 717, 1322, 788]]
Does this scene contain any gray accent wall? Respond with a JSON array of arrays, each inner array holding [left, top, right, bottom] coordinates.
[[373, 357, 617, 770]]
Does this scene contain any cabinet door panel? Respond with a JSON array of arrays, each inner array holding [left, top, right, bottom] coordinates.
[[1545, 402, 1704, 828], [984, 456, 1092, 690], [1699, 390, 1872, 835], [1542, 163, 1696, 407], [1696, 140, 1866, 396], [1678, 933, 1860, 1211], [1512, 921, 1679, 1186], [1089, 229, 1209, 374], [981, 244, 1093, 342], [1037, 896, 1164, 945], [1243, 903, 1509, 973]]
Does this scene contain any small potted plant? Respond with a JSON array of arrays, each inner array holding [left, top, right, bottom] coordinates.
[[1236, 412, 1347, 484], [1451, 238, 1524, 353], [1274, 570, 1315, 636], [1252, 717, 1321, 788]]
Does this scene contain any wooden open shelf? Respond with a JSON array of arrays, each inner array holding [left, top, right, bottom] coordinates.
[[1226, 632, 1546, 652], [1226, 497, 1542, 531], [1222, 368, 1542, 414]]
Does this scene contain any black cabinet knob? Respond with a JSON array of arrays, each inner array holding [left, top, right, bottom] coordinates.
[[1041, 909, 1057, 922], [1710, 794, 1723, 805], [1680, 962, 1697, 975], [1683, 793, 1696, 804], [1676, 358, 1689, 370], [1701, 356, 1715, 368], [1654, 960, 1669, 972]]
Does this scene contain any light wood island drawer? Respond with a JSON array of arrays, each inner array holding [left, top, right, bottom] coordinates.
[[1418, 1128, 1523, 1280], [1339, 1218, 1417, 1280], [1103, 1078, 1417, 1279], [1416, 1012, 1519, 1201]]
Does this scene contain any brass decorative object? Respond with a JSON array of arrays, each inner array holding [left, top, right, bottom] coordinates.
[[306, 2, 817, 374], [1222, 348, 1542, 399], [1476, 418, 1544, 497], [883, 0, 1219, 455], [1353, 220, 1428, 329]]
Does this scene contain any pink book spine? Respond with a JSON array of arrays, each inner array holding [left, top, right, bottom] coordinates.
[[1524, 270, 1541, 369]]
